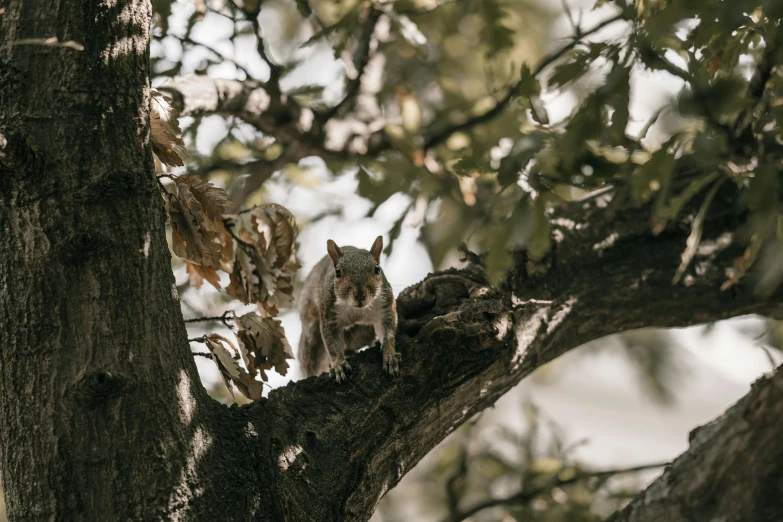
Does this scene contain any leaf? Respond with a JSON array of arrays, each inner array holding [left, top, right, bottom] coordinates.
[[478, 0, 515, 55], [399, 91, 422, 135], [497, 133, 546, 187], [225, 204, 299, 314], [673, 178, 725, 284], [204, 334, 264, 400], [174, 174, 234, 223], [387, 10, 429, 58], [250, 203, 298, 270], [548, 44, 606, 90], [518, 65, 548, 125], [150, 89, 186, 167], [452, 150, 491, 177], [652, 172, 720, 235], [235, 313, 294, 381], [184, 260, 221, 290], [227, 247, 259, 303], [527, 196, 551, 263], [167, 195, 223, 268], [721, 233, 764, 291], [631, 143, 675, 205]]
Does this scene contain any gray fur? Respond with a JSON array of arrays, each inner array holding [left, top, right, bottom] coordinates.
[[298, 238, 399, 382]]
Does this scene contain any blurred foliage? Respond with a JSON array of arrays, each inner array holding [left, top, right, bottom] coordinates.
[[376, 401, 663, 522], [151, 0, 783, 294]]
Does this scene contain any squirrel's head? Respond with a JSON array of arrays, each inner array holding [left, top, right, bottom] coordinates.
[[327, 236, 384, 308]]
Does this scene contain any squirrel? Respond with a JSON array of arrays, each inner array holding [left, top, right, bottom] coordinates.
[[298, 235, 400, 383]]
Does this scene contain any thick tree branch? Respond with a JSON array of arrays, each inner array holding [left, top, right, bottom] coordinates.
[[239, 183, 782, 521], [607, 364, 783, 522]]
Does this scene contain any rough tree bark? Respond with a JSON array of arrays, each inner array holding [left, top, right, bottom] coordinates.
[[2, 2, 783, 522]]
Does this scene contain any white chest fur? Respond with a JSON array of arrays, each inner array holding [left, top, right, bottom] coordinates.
[[334, 297, 383, 327]]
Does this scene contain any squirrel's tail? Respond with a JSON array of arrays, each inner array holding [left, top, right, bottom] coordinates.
[[298, 315, 330, 378]]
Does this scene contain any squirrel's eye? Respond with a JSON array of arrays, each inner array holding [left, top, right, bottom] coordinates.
[[335, 267, 342, 277], [374, 264, 381, 275]]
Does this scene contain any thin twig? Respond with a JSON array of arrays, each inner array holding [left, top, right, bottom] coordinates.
[[759, 344, 777, 370], [176, 35, 254, 79], [183, 310, 235, 330], [188, 336, 208, 343], [446, 461, 668, 522], [317, 6, 382, 123], [560, 0, 579, 36], [423, 13, 625, 150]]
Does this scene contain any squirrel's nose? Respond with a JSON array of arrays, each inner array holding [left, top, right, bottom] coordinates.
[[355, 289, 365, 305]]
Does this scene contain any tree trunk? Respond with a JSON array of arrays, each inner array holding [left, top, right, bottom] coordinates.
[[2, 1, 783, 522], [0, 1, 221, 519]]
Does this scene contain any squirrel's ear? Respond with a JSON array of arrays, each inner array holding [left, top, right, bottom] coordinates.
[[327, 239, 342, 267], [370, 235, 383, 263]]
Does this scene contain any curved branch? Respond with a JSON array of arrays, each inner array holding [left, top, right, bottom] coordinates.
[[249, 184, 782, 521], [607, 364, 783, 522]]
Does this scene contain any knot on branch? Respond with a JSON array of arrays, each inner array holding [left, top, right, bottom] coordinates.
[[397, 268, 493, 321], [77, 370, 128, 400], [60, 232, 113, 263], [417, 299, 511, 353]]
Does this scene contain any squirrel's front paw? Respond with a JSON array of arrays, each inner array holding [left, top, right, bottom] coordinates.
[[329, 360, 352, 383], [383, 352, 402, 377]]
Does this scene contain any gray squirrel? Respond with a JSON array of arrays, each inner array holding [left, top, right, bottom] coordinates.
[[298, 236, 400, 382]]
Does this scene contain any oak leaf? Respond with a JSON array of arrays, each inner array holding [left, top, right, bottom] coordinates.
[[150, 89, 186, 167], [225, 204, 300, 315], [235, 313, 294, 381], [204, 334, 264, 400], [168, 196, 223, 268], [175, 174, 234, 223], [184, 260, 221, 290]]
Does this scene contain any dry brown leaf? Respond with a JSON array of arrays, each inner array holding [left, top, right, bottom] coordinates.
[[184, 260, 221, 290], [224, 203, 300, 315], [175, 174, 234, 223], [150, 89, 186, 167], [167, 196, 223, 268], [226, 247, 260, 303], [250, 203, 297, 269], [235, 313, 294, 381], [204, 334, 264, 400], [220, 227, 234, 272]]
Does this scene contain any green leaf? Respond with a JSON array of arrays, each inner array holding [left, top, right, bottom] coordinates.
[[527, 196, 551, 263], [518, 65, 548, 125], [652, 172, 721, 234], [631, 142, 675, 205], [498, 133, 546, 187], [673, 178, 725, 284], [479, 0, 515, 55], [518, 64, 539, 98], [747, 165, 779, 213], [452, 151, 491, 176], [548, 44, 606, 90]]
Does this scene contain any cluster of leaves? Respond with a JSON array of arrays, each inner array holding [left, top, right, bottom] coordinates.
[[445, 0, 783, 292], [150, 94, 296, 400]]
